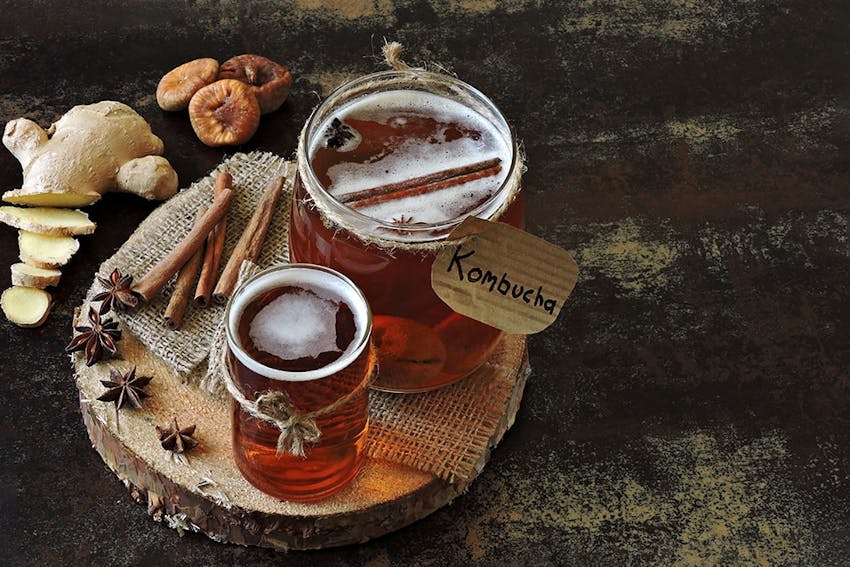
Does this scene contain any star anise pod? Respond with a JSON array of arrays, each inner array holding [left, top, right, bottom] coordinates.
[[385, 214, 424, 236], [325, 117, 355, 149], [156, 417, 198, 453], [93, 268, 139, 314], [391, 214, 414, 224], [65, 307, 122, 366], [97, 365, 152, 410]]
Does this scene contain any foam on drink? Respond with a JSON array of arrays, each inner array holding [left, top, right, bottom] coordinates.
[[248, 287, 342, 362], [309, 89, 513, 230], [228, 266, 370, 381]]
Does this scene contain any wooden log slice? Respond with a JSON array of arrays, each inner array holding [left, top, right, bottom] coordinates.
[[74, 329, 530, 550]]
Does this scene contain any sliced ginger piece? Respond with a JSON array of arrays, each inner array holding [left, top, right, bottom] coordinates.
[[1, 286, 52, 327], [0, 206, 95, 236], [11, 263, 61, 288], [2, 190, 100, 208], [18, 230, 80, 268]]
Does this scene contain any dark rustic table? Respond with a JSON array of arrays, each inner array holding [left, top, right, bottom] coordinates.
[[2, 2, 848, 565]]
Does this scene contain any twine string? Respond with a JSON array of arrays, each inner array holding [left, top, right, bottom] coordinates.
[[221, 346, 375, 457], [382, 41, 414, 70]]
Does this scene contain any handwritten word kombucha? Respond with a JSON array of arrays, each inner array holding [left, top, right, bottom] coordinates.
[[292, 71, 523, 392]]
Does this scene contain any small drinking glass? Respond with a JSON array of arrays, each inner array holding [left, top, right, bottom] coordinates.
[[225, 264, 374, 502]]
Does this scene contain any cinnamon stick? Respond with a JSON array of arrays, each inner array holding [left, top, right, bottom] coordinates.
[[133, 188, 234, 301], [194, 172, 232, 306], [164, 206, 207, 329], [339, 158, 501, 207], [213, 175, 285, 303], [348, 164, 502, 210]]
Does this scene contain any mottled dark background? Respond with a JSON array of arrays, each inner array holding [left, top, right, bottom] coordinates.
[[1, 1, 848, 565]]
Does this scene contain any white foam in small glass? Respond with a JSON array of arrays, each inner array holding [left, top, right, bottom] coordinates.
[[225, 264, 372, 382], [248, 288, 341, 361]]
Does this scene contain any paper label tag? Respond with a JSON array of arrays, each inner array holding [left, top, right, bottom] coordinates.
[[431, 217, 578, 334]]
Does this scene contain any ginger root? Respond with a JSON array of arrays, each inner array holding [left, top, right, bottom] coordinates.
[[18, 230, 80, 268], [2, 101, 178, 207], [0, 206, 95, 235], [11, 263, 62, 288], [1, 286, 52, 327]]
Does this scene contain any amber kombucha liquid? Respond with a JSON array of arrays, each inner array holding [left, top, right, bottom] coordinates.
[[228, 272, 371, 502], [291, 90, 523, 391]]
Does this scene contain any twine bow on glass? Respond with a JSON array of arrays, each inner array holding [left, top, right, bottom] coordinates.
[[254, 390, 321, 456]]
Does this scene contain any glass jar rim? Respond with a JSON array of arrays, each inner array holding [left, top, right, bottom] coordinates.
[[224, 263, 372, 382], [298, 68, 519, 239]]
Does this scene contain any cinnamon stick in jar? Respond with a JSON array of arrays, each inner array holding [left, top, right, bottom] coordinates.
[[194, 171, 231, 306], [164, 206, 207, 329], [338, 158, 502, 208], [213, 175, 285, 303], [133, 187, 234, 301]]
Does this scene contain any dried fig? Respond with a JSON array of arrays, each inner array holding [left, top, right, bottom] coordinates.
[[188, 79, 260, 147], [157, 58, 219, 111], [218, 54, 292, 114]]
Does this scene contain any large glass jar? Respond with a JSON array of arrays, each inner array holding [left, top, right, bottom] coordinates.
[[291, 69, 523, 392]]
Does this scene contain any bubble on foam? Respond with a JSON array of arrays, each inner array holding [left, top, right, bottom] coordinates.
[[249, 290, 341, 360]]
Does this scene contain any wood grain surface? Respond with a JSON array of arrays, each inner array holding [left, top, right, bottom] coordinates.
[[74, 331, 529, 550]]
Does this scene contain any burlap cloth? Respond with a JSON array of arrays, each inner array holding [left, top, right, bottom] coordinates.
[[103, 151, 528, 484], [99, 152, 292, 374]]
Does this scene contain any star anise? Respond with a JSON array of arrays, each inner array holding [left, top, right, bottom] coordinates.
[[93, 268, 139, 314], [385, 214, 424, 236], [391, 214, 414, 224], [65, 307, 122, 366], [97, 365, 152, 410], [325, 117, 355, 149], [156, 417, 198, 453]]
